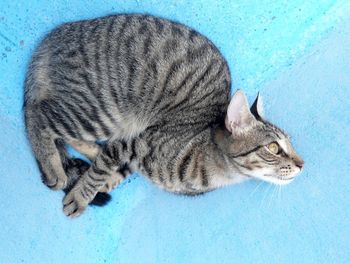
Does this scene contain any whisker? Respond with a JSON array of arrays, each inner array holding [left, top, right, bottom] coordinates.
[[249, 181, 264, 198], [260, 183, 273, 209], [268, 185, 278, 208], [278, 185, 282, 208], [278, 184, 287, 214]]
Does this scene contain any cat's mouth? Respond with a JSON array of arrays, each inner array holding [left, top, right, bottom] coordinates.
[[262, 174, 295, 185], [277, 176, 294, 181]]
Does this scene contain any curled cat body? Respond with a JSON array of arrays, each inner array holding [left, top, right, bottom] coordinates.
[[24, 14, 304, 217]]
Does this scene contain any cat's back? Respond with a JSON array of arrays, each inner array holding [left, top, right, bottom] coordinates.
[[26, 14, 230, 139]]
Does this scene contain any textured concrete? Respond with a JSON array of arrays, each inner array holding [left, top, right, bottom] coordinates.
[[1, 1, 350, 262]]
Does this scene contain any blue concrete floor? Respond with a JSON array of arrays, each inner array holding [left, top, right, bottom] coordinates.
[[1, 1, 350, 262]]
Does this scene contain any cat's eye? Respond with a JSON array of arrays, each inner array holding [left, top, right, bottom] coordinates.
[[267, 142, 280, 154]]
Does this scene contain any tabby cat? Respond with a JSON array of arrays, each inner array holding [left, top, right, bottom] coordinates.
[[24, 14, 304, 218]]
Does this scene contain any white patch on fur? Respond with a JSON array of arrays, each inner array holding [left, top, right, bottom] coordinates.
[[214, 172, 249, 188], [252, 173, 294, 185], [124, 115, 148, 138], [68, 139, 101, 160], [109, 113, 150, 141], [278, 139, 289, 154], [240, 166, 297, 186]]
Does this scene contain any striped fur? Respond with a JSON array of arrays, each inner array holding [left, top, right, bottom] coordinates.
[[24, 14, 303, 217]]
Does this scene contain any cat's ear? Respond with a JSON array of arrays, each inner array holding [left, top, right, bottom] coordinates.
[[225, 90, 256, 136], [250, 92, 264, 120]]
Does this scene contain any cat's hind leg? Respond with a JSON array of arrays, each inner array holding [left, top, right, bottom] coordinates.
[[26, 122, 68, 190]]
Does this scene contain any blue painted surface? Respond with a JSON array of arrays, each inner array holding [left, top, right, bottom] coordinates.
[[1, 1, 350, 262]]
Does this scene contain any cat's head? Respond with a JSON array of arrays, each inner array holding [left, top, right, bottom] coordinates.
[[224, 90, 304, 185]]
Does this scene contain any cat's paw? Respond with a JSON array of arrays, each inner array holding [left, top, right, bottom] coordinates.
[[63, 188, 89, 218], [43, 173, 68, 190]]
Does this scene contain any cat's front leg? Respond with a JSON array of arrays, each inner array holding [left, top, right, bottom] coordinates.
[[63, 140, 130, 218]]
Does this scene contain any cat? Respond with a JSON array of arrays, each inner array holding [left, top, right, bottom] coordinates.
[[24, 14, 304, 218]]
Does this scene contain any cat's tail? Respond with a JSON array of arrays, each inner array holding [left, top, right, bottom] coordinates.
[[24, 105, 111, 206]]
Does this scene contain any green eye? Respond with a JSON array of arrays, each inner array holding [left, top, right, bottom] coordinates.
[[267, 142, 279, 154]]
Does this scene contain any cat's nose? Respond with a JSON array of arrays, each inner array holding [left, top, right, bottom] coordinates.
[[295, 161, 304, 170], [293, 156, 304, 170]]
